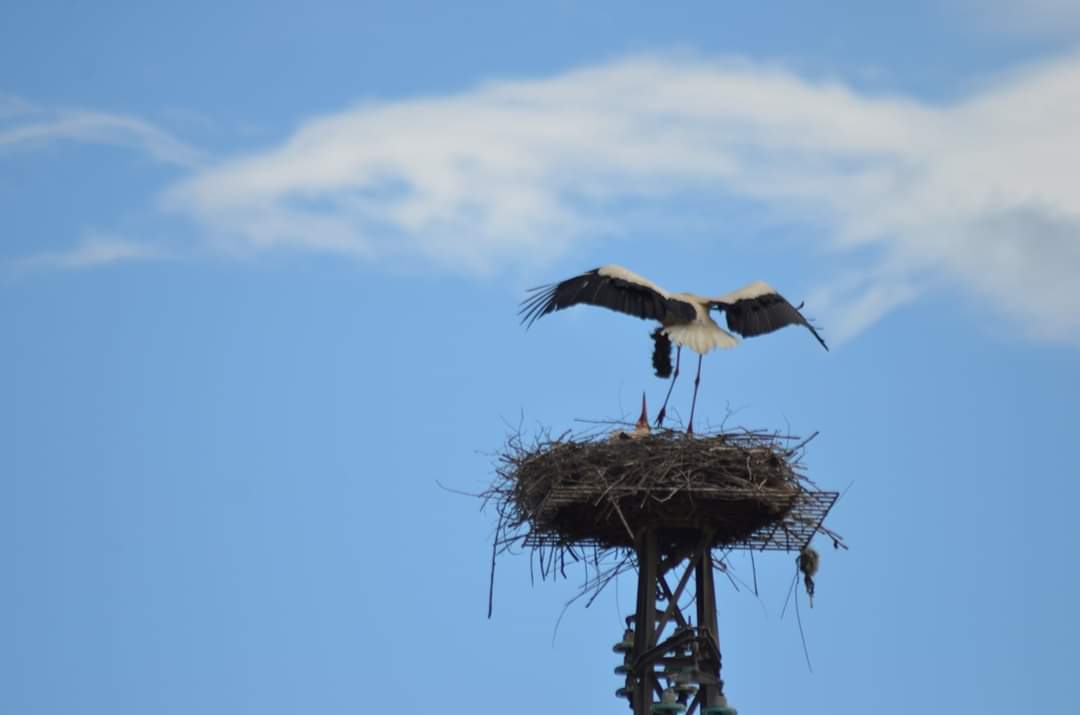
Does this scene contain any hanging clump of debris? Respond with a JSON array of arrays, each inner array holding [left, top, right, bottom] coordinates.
[[798, 546, 820, 607]]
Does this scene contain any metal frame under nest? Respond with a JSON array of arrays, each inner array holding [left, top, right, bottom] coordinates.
[[523, 486, 837, 552]]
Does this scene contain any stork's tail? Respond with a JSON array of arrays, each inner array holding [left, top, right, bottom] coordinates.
[[651, 328, 673, 378]]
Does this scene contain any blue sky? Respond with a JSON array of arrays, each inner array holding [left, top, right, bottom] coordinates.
[[5, 2, 1080, 713]]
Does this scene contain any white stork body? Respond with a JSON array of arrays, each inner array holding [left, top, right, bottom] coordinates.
[[520, 264, 827, 433], [661, 299, 736, 354], [594, 265, 738, 355]]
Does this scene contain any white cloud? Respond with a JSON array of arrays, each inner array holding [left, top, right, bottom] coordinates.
[[15, 234, 166, 271], [0, 106, 203, 167], [805, 270, 923, 345], [163, 52, 1080, 342]]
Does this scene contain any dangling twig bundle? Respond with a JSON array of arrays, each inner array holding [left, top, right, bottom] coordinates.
[[798, 546, 820, 607]]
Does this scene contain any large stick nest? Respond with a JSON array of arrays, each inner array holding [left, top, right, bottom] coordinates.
[[487, 427, 838, 554]]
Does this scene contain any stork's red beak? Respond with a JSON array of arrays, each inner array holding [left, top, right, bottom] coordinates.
[[635, 392, 650, 433]]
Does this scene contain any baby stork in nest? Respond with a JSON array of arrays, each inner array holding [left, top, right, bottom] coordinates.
[[520, 265, 827, 433]]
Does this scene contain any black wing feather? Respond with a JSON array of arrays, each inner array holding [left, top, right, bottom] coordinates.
[[519, 269, 695, 328], [712, 292, 829, 351]]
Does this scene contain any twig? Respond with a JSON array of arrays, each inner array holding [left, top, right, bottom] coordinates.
[[608, 496, 636, 544], [780, 569, 798, 620], [487, 512, 502, 619], [437, 480, 485, 498], [750, 550, 759, 598], [794, 573, 814, 673]]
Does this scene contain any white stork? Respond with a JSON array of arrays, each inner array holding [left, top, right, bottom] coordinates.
[[520, 265, 827, 433]]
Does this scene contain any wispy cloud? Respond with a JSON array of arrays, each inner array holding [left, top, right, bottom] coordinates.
[[805, 270, 924, 344], [163, 52, 1080, 342], [0, 106, 203, 167], [15, 234, 166, 271], [9, 55, 1080, 342]]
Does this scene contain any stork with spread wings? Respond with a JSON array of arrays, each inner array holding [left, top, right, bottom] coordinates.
[[521, 264, 826, 433]]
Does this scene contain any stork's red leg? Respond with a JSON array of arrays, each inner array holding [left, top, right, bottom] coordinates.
[[655, 345, 681, 427], [686, 354, 703, 436]]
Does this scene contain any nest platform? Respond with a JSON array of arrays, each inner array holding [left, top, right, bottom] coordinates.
[[490, 429, 839, 554]]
